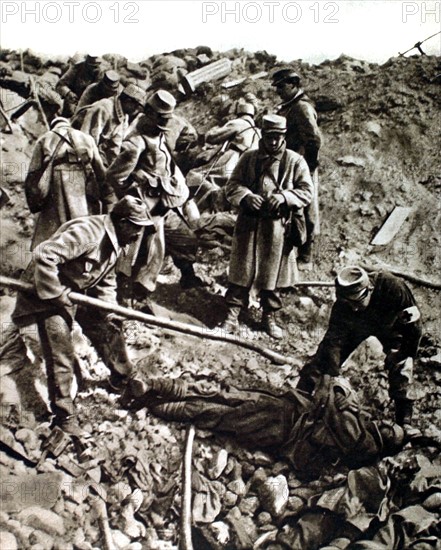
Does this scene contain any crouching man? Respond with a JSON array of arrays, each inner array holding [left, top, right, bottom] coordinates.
[[11, 196, 153, 437], [298, 266, 422, 431]]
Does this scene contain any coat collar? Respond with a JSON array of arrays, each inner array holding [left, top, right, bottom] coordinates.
[[257, 140, 286, 162], [104, 214, 121, 254], [278, 88, 305, 110]]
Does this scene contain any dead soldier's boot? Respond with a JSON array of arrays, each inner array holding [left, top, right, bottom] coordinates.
[[220, 306, 241, 334], [395, 398, 421, 438], [262, 311, 283, 340]]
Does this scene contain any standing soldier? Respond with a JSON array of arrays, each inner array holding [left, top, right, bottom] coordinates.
[[56, 54, 103, 117], [297, 266, 422, 431], [24, 117, 113, 249], [272, 69, 322, 265], [220, 114, 313, 339], [73, 83, 146, 168], [11, 197, 152, 436], [106, 90, 189, 304], [75, 70, 121, 111]]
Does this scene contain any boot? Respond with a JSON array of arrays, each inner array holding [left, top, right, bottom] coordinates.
[[179, 263, 208, 289], [54, 415, 91, 439], [262, 311, 283, 340], [220, 306, 241, 333], [297, 240, 313, 266]]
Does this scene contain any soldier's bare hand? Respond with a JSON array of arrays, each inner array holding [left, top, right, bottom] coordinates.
[[243, 194, 264, 212], [267, 194, 285, 212]]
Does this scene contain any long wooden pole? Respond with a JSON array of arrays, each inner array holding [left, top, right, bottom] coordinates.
[[0, 275, 295, 366], [179, 424, 195, 550]]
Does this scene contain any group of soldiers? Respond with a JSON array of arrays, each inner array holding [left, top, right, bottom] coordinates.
[[9, 55, 422, 466]]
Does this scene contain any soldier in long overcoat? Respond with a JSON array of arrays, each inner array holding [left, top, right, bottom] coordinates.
[[24, 117, 113, 249], [273, 69, 322, 264], [72, 84, 145, 168], [12, 197, 152, 436], [106, 90, 189, 299], [221, 114, 313, 338]]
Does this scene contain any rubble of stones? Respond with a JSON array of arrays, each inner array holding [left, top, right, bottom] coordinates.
[[0, 47, 440, 549]]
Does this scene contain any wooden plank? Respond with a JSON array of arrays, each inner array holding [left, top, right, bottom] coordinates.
[[371, 206, 412, 246]]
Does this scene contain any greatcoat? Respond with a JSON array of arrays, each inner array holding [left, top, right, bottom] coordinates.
[[24, 119, 111, 249], [106, 115, 189, 291], [72, 97, 127, 168], [226, 143, 313, 290]]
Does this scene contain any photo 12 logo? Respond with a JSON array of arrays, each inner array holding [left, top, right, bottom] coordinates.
[[202, 1, 340, 24], [402, 2, 440, 22], [1, 1, 140, 24]]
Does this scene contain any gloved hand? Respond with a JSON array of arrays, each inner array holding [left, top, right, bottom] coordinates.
[[242, 193, 264, 212], [49, 289, 73, 309], [266, 193, 285, 212]]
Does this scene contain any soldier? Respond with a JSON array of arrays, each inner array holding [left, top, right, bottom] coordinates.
[[220, 114, 313, 338], [11, 197, 152, 436], [272, 69, 322, 264], [56, 54, 103, 117], [187, 101, 260, 213], [76, 70, 121, 111], [73, 83, 146, 168], [127, 374, 405, 479], [297, 266, 422, 431], [106, 90, 189, 303], [24, 116, 113, 249], [163, 112, 198, 174]]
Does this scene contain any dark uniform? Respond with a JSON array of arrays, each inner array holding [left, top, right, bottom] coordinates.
[[56, 56, 103, 117], [298, 270, 422, 425], [130, 374, 404, 479]]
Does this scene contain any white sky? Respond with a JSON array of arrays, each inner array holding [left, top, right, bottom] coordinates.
[[1, 0, 440, 64]]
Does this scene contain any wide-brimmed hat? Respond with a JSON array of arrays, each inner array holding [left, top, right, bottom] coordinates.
[[262, 114, 287, 134], [111, 196, 152, 226], [335, 266, 370, 301]]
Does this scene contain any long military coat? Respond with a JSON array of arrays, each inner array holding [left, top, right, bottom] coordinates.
[[106, 117, 189, 291], [24, 120, 111, 249], [225, 144, 313, 290], [73, 97, 127, 168]]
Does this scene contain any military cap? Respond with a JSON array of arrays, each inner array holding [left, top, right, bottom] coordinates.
[[261, 114, 287, 134], [121, 83, 146, 107], [146, 89, 176, 118], [335, 266, 370, 301], [102, 70, 120, 90], [271, 68, 301, 87], [235, 101, 255, 116], [111, 196, 152, 226], [85, 53, 102, 66]]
